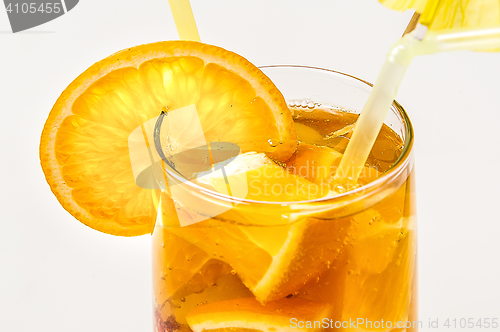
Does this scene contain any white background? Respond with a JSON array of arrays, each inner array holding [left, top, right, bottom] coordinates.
[[1, 0, 499, 331]]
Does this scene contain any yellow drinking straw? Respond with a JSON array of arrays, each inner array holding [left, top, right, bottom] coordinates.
[[334, 1, 500, 186], [167, 0, 201, 42]]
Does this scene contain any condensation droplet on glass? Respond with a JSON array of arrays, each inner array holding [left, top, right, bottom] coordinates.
[[347, 270, 354, 275], [180, 297, 186, 302], [268, 138, 278, 147], [231, 270, 236, 275]]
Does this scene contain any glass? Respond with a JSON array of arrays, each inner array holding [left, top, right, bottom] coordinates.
[[152, 66, 417, 332]]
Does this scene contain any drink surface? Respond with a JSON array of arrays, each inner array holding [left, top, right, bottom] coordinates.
[[153, 105, 417, 332]]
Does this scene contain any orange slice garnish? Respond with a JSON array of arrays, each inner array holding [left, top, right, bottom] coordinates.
[[40, 41, 297, 236]]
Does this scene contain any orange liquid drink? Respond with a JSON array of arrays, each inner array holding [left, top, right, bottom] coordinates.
[[152, 66, 417, 332]]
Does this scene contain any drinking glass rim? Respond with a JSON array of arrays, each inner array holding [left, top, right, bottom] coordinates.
[[155, 65, 414, 207]]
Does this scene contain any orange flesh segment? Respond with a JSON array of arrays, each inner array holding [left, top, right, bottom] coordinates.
[[285, 143, 343, 185]]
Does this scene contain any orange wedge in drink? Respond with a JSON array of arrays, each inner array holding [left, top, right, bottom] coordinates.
[[152, 226, 211, 308], [155, 257, 255, 329], [342, 231, 416, 330], [39, 41, 298, 236], [168, 153, 350, 303], [197, 152, 332, 201], [186, 297, 330, 332], [293, 226, 415, 331]]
